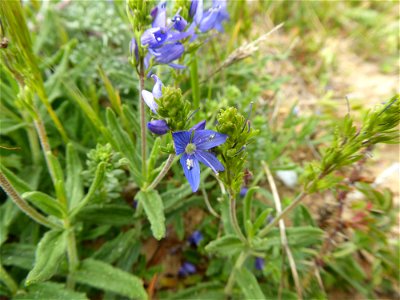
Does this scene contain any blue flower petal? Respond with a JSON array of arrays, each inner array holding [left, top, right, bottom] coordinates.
[[168, 63, 186, 69], [151, 75, 163, 99], [172, 131, 191, 155], [152, 1, 167, 28], [180, 154, 200, 192], [193, 130, 228, 150], [141, 27, 168, 48], [141, 90, 158, 113], [149, 43, 184, 64], [172, 15, 188, 32], [194, 150, 224, 173], [190, 120, 206, 131]]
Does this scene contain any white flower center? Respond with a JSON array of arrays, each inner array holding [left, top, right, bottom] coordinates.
[[186, 158, 194, 170], [156, 37, 162, 41]]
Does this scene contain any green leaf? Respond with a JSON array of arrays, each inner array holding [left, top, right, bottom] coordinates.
[[136, 190, 165, 240], [106, 109, 141, 184], [66, 143, 84, 209], [236, 267, 266, 300], [243, 186, 259, 235], [14, 282, 88, 300], [74, 259, 147, 300], [26, 229, 67, 285], [205, 235, 244, 256], [0, 199, 20, 245], [76, 204, 135, 226], [45, 152, 67, 205], [0, 243, 35, 270], [22, 191, 65, 218]]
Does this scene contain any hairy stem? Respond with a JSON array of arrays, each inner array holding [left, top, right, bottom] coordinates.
[[146, 154, 176, 191], [139, 58, 147, 178], [0, 172, 60, 229]]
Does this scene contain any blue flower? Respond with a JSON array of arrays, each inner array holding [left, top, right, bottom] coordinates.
[[178, 262, 197, 277], [141, 74, 163, 113], [199, 0, 229, 32], [147, 119, 170, 135], [172, 127, 227, 192], [255, 257, 265, 270], [188, 230, 203, 247]]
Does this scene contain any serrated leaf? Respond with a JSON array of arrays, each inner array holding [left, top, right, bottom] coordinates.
[[14, 282, 88, 300], [136, 190, 165, 240], [236, 267, 265, 300], [26, 229, 67, 285], [74, 259, 147, 300], [205, 235, 244, 256], [22, 191, 65, 218]]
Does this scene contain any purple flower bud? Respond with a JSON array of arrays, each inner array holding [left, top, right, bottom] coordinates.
[[141, 27, 168, 48], [149, 42, 184, 64], [172, 15, 188, 32], [178, 262, 197, 277], [129, 38, 139, 62], [147, 120, 170, 135], [188, 230, 203, 247], [240, 187, 248, 198], [255, 257, 265, 270]]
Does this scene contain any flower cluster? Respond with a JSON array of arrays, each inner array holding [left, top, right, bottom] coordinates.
[[131, 0, 229, 70]]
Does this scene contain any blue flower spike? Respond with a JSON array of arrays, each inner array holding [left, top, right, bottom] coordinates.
[[172, 124, 227, 192]]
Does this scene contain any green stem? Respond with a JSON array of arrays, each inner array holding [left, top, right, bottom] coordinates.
[[224, 251, 248, 296], [190, 54, 200, 109], [0, 264, 18, 296], [229, 194, 247, 243], [138, 59, 147, 178], [0, 172, 60, 229], [258, 191, 306, 238], [146, 154, 175, 191]]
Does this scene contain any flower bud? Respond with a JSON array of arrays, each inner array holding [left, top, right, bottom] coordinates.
[[147, 119, 170, 135]]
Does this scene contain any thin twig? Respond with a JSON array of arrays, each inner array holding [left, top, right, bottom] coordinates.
[[263, 161, 303, 300]]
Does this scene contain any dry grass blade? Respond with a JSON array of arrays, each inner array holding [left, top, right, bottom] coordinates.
[[262, 161, 303, 300]]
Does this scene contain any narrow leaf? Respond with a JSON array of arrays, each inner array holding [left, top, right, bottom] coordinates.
[[14, 282, 88, 300], [236, 267, 266, 300], [66, 143, 83, 209], [205, 235, 244, 256], [22, 191, 65, 218], [136, 190, 165, 240], [26, 229, 67, 285]]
